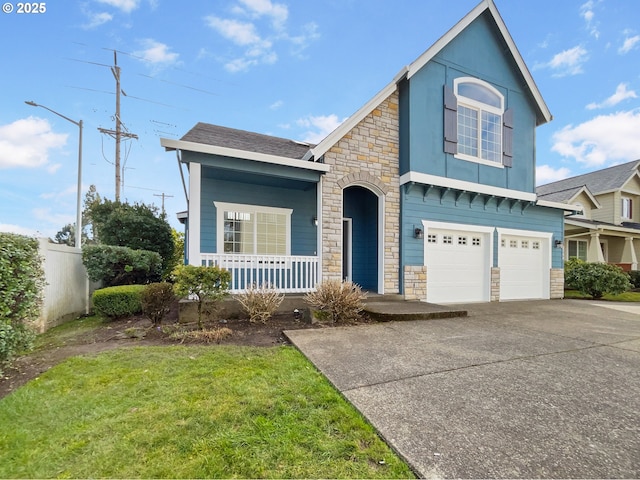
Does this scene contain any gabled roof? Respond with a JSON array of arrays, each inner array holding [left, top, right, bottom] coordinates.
[[180, 122, 314, 160], [305, 0, 551, 161], [536, 185, 601, 209], [537, 160, 640, 197], [406, 0, 551, 125]]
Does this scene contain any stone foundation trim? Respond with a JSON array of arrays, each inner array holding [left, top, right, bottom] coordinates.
[[550, 268, 564, 299], [404, 265, 427, 300]]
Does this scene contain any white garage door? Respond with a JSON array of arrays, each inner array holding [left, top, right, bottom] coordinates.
[[424, 222, 493, 304], [498, 229, 551, 300]]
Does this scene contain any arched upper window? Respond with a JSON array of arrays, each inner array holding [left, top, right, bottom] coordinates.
[[444, 78, 512, 168], [455, 78, 504, 164]]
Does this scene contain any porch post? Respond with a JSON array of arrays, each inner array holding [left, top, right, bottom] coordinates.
[[316, 176, 323, 285], [622, 237, 638, 270], [587, 232, 605, 263], [188, 162, 201, 266]]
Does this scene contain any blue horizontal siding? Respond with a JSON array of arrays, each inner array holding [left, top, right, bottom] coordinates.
[[200, 174, 317, 256], [402, 187, 564, 269]]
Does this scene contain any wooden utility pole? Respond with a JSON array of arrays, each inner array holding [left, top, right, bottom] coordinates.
[[153, 193, 174, 216], [97, 51, 138, 202]]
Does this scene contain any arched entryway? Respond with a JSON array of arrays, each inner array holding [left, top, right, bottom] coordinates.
[[343, 185, 379, 291]]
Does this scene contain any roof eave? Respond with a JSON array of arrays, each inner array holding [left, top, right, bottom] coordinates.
[[160, 137, 331, 173]]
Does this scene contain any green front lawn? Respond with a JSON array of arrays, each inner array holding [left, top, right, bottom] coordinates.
[[0, 345, 414, 479], [564, 289, 640, 302]]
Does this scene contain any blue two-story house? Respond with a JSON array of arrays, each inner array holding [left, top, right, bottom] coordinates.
[[161, 0, 571, 303]]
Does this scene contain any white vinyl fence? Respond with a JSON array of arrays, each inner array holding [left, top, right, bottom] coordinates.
[[37, 238, 92, 332]]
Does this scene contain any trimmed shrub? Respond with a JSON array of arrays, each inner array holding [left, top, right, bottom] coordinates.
[[92, 285, 146, 319], [82, 244, 162, 287], [236, 283, 284, 323], [141, 282, 175, 325], [173, 265, 231, 329], [0, 233, 43, 374], [565, 261, 631, 299], [304, 280, 367, 324], [628, 270, 640, 289]]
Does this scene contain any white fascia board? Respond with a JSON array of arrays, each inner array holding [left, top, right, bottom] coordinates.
[[536, 199, 582, 212], [567, 186, 602, 209], [400, 171, 536, 202], [160, 138, 330, 173], [407, 0, 551, 125], [303, 70, 406, 162]]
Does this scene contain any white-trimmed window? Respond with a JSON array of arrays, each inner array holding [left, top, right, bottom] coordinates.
[[621, 196, 633, 220], [444, 78, 512, 168], [567, 240, 587, 261], [214, 202, 292, 255], [456, 78, 504, 164]]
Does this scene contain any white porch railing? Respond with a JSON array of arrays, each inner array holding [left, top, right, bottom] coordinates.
[[199, 254, 318, 293]]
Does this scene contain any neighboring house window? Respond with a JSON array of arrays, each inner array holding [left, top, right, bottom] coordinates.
[[567, 240, 587, 261], [214, 202, 292, 255], [444, 78, 512, 167], [621, 197, 633, 220], [573, 202, 585, 218]]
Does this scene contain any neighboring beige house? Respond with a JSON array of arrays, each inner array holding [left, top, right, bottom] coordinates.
[[537, 160, 640, 271]]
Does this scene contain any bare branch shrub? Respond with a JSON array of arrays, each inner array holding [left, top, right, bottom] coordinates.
[[236, 283, 285, 323], [304, 280, 367, 324]]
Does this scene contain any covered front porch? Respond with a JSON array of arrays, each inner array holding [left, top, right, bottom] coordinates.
[[565, 218, 640, 271], [199, 253, 318, 293]]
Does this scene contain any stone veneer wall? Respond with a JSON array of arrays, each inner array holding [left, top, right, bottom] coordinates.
[[490, 267, 500, 302], [321, 92, 400, 293], [550, 268, 564, 299], [403, 265, 427, 300]]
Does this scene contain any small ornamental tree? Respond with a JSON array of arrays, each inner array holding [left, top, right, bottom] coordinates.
[[565, 260, 631, 299], [173, 265, 231, 329]]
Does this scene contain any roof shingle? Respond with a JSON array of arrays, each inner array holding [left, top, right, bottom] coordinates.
[[537, 160, 640, 196], [181, 122, 314, 160]]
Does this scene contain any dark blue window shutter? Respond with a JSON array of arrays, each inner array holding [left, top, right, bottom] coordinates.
[[444, 85, 457, 154], [503, 108, 513, 167]]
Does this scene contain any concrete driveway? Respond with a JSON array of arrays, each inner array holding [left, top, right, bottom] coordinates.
[[285, 299, 640, 479]]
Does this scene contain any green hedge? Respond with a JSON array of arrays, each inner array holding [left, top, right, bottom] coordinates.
[[0, 233, 43, 374], [83, 244, 162, 287], [92, 285, 146, 319]]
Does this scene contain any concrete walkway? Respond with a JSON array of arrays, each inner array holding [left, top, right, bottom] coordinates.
[[285, 299, 640, 479]]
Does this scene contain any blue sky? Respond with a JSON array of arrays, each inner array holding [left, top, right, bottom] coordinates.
[[1, 0, 640, 238]]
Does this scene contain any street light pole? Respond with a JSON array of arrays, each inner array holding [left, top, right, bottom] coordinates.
[[25, 101, 83, 249]]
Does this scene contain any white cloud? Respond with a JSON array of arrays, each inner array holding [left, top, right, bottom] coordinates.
[[96, 0, 140, 13], [133, 39, 180, 69], [297, 114, 346, 144], [33, 208, 75, 228], [579, 1, 599, 39], [541, 46, 588, 77], [82, 11, 113, 29], [205, 1, 318, 72], [0, 117, 67, 170], [206, 17, 263, 46], [619, 34, 640, 54], [536, 165, 572, 185], [0, 224, 42, 236], [551, 110, 640, 167], [270, 100, 283, 110], [586, 83, 637, 110], [234, 0, 288, 30]]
